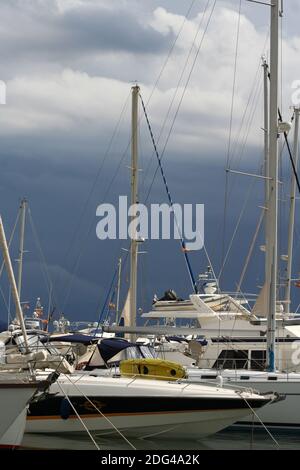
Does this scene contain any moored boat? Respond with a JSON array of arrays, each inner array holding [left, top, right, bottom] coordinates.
[[26, 374, 276, 439]]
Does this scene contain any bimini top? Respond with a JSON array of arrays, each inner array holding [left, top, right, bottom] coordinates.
[[86, 337, 156, 369]]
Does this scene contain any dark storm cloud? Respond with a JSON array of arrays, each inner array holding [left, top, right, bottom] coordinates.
[[0, 0, 173, 71], [0, 0, 299, 323], [60, 5, 173, 55], [0, 134, 267, 320]]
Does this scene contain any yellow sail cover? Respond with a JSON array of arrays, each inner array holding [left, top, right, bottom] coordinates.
[[120, 358, 187, 380]]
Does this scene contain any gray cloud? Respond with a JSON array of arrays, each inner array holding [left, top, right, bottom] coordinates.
[[0, 0, 299, 321], [0, 0, 174, 79]]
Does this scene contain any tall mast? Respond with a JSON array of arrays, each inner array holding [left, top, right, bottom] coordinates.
[[0, 216, 29, 352], [263, 59, 270, 295], [129, 85, 140, 333], [17, 198, 27, 301], [116, 257, 122, 322], [284, 108, 300, 314], [266, 0, 280, 372]]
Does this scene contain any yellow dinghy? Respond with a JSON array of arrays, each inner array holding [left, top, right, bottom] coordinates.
[[119, 358, 187, 380]]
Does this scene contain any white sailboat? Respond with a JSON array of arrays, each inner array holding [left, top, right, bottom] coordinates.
[[0, 215, 59, 447]]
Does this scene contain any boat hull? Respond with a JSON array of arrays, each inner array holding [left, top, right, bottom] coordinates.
[[0, 380, 37, 438], [25, 376, 270, 439], [0, 409, 27, 448], [187, 369, 300, 431]]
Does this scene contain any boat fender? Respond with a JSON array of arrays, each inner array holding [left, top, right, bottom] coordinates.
[[60, 397, 71, 420], [216, 376, 224, 388]]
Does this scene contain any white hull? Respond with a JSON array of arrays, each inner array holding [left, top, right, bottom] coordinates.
[[25, 374, 271, 439], [26, 408, 256, 439], [0, 409, 27, 448], [0, 376, 37, 446], [187, 369, 300, 430]]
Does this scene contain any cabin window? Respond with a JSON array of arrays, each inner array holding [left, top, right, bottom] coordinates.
[[213, 350, 248, 370], [250, 350, 266, 371]]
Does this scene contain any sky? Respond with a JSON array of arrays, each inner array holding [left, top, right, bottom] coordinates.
[[0, 0, 300, 324]]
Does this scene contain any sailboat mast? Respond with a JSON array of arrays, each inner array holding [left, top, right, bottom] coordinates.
[[284, 108, 300, 314], [0, 216, 29, 351], [266, 0, 280, 372], [263, 58, 270, 222], [129, 85, 140, 332], [263, 59, 270, 299], [17, 198, 26, 301], [116, 257, 122, 322]]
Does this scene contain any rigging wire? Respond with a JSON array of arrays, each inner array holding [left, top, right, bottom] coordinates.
[[141, 0, 212, 192], [144, 0, 198, 108], [0, 284, 10, 319], [57, 91, 131, 306], [218, 74, 264, 280], [236, 207, 265, 294], [56, 381, 100, 450], [140, 94, 198, 292], [27, 206, 55, 306], [219, 173, 258, 281], [141, 91, 219, 293], [278, 108, 300, 194], [221, 0, 242, 284], [58, 0, 198, 311], [236, 391, 280, 448], [0, 210, 20, 280], [144, 0, 217, 203], [94, 263, 119, 330], [140, 0, 219, 292], [63, 374, 137, 450], [264, 66, 300, 193], [211, 29, 270, 267]]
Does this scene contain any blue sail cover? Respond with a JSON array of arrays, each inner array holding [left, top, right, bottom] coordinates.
[[97, 338, 135, 364]]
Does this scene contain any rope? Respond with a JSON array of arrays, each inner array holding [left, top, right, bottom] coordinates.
[[236, 391, 280, 448], [63, 374, 136, 450], [56, 380, 100, 450]]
